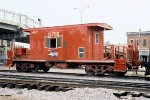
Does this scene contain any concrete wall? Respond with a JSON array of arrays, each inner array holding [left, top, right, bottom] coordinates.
[[0, 40, 11, 64]]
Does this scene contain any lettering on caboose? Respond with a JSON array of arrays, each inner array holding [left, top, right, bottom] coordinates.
[[48, 32, 60, 38]]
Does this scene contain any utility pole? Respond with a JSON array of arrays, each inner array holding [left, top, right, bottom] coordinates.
[[74, 6, 90, 24], [138, 29, 141, 60]]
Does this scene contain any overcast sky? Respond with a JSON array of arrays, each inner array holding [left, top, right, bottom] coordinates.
[[1, 0, 150, 44]]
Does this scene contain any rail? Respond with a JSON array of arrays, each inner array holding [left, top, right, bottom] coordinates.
[[0, 72, 150, 92]]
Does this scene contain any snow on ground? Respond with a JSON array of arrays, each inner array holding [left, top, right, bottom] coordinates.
[[0, 87, 149, 100]]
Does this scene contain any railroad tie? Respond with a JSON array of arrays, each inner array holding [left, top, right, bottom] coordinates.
[[45, 86, 59, 91], [37, 85, 48, 91], [15, 83, 27, 89], [59, 87, 74, 92], [27, 84, 37, 90], [7, 83, 16, 88], [0, 82, 7, 88]]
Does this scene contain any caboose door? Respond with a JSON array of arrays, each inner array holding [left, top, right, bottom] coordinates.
[[91, 29, 102, 60]]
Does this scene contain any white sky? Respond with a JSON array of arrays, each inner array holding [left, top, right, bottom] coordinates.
[[1, 0, 150, 44]]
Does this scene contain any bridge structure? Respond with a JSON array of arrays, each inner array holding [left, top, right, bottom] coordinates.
[[0, 8, 40, 64], [0, 8, 40, 42]]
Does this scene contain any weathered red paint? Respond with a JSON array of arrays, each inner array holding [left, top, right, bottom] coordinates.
[[114, 59, 127, 72], [25, 23, 112, 61]]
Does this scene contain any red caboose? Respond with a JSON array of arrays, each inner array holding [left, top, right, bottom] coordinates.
[[12, 23, 114, 73], [29, 23, 112, 61], [13, 23, 138, 76]]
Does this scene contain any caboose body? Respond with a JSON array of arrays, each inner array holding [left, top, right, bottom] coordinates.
[[29, 23, 108, 61], [12, 23, 139, 76]]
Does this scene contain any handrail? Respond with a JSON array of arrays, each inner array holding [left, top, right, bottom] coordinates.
[[0, 8, 41, 28]]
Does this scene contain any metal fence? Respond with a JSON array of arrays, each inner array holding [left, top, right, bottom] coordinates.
[[0, 8, 40, 28]]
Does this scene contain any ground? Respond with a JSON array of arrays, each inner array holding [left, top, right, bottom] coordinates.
[[0, 65, 149, 100]]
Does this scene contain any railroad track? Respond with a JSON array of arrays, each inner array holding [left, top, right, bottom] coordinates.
[[0, 69, 149, 81], [0, 73, 150, 93], [0, 69, 86, 76]]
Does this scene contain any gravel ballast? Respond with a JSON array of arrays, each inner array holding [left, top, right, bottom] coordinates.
[[0, 87, 149, 100], [0, 67, 150, 99]]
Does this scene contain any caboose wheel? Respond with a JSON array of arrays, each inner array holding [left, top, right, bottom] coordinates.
[[21, 63, 28, 72], [68, 63, 78, 68], [30, 64, 39, 73], [43, 67, 50, 73], [85, 65, 95, 75], [16, 63, 22, 72]]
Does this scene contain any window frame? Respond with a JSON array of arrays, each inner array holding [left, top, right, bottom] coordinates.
[[143, 39, 146, 46], [78, 47, 85, 58], [95, 33, 99, 44], [45, 36, 63, 48], [57, 36, 62, 48]]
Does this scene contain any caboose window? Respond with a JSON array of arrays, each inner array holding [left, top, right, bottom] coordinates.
[[46, 38, 50, 47], [78, 47, 84, 58], [57, 36, 61, 48], [95, 33, 99, 44], [45, 36, 62, 48], [50, 38, 56, 48]]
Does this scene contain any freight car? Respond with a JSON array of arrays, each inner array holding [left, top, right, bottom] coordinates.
[[11, 23, 140, 76]]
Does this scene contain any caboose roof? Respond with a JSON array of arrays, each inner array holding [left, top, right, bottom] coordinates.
[[24, 23, 112, 32]]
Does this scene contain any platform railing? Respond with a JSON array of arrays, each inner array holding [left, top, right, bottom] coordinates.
[[0, 8, 40, 28], [104, 45, 127, 60]]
